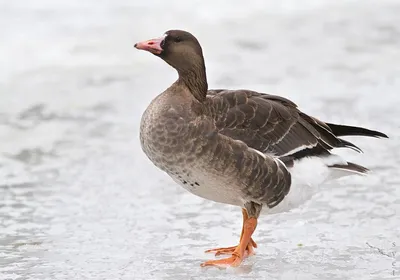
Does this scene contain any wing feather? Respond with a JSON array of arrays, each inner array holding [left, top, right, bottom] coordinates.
[[205, 89, 362, 159]]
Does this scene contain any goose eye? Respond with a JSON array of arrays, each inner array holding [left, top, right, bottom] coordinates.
[[174, 36, 182, 43]]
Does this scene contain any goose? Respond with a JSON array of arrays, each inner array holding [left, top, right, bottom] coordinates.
[[134, 30, 388, 267]]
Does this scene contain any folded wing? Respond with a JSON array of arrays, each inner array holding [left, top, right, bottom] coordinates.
[[205, 89, 387, 161]]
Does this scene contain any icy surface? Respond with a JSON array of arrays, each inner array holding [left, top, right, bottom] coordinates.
[[1, 0, 399, 279]]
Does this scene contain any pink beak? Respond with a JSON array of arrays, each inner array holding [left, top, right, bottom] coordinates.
[[134, 37, 164, 55]]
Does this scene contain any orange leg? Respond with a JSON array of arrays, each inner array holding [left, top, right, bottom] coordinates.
[[201, 216, 257, 267], [205, 208, 257, 256]]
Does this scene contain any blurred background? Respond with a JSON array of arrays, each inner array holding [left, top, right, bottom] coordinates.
[[0, 0, 399, 279]]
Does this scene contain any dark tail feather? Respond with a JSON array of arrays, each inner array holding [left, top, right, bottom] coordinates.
[[326, 123, 388, 138], [328, 161, 369, 174], [337, 138, 363, 153], [280, 155, 369, 179]]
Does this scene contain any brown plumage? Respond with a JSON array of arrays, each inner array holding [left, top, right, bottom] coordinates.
[[134, 29, 388, 268]]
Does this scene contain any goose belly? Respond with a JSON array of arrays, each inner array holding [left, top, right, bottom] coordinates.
[[168, 168, 245, 207]]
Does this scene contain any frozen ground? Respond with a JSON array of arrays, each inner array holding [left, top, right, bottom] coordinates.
[[0, 0, 399, 279]]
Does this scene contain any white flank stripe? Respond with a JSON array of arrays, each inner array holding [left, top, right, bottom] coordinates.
[[279, 143, 317, 157], [250, 147, 267, 159]]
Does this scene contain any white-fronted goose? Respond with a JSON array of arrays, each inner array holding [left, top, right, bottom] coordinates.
[[134, 30, 388, 268]]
